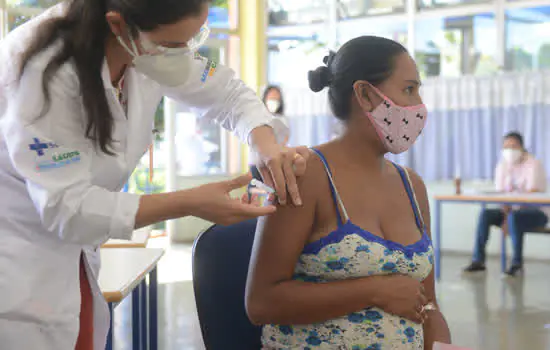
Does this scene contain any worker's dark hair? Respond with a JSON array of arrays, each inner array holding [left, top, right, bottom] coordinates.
[[18, 0, 210, 155], [308, 36, 408, 121], [262, 85, 285, 115], [504, 131, 524, 148]]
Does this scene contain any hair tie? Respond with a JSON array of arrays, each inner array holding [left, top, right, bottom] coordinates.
[[323, 51, 336, 68]]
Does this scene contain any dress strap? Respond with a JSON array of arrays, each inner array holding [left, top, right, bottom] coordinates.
[[392, 163, 425, 230], [311, 148, 349, 226]]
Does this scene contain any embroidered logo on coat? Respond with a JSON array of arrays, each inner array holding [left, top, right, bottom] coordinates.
[[35, 151, 81, 172], [201, 60, 217, 82]]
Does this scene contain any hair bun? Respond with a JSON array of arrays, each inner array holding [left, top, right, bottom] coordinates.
[[308, 66, 331, 93]]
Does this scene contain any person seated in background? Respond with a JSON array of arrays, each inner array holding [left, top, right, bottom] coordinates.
[[246, 36, 450, 349], [463, 131, 548, 276], [250, 85, 290, 182]]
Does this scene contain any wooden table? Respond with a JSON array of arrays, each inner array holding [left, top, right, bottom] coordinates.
[[99, 248, 165, 350], [102, 226, 152, 249], [433, 193, 550, 280]]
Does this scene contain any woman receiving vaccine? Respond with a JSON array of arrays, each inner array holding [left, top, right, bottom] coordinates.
[[246, 36, 451, 349]]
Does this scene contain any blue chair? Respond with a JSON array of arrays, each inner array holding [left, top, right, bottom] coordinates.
[[192, 219, 262, 349]]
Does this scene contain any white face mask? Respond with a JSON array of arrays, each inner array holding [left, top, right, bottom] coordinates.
[[116, 25, 210, 87], [502, 148, 522, 164], [265, 99, 281, 114]]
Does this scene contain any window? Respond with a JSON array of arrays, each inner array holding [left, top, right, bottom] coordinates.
[[418, 0, 490, 10], [339, 16, 408, 47], [338, 0, 406, 18], [415, 13, 498, 78], [268, 44, 327, 88], [268, 0, 328, 26], [7, 0, 60, 8], [505, 6, 550, 72], [209, 0, 238, 30], [159, 36, 241, 177], [8, 13, 32, 31], [6, 0, 62, 31], [268, 22, 328, 88]]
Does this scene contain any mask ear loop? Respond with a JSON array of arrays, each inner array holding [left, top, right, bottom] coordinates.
[[116, 28, 140, 58], [353, 83, 375, 113], [129, 32, 140, 56], [188, 25, 211, 51]]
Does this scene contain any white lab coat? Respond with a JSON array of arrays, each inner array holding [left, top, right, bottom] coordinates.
[[0, 5, 286, 350]]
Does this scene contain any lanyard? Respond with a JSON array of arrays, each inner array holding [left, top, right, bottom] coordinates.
[[115, 75, 128, 116]]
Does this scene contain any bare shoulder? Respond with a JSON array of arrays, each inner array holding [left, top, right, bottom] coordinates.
[[277, 148, 328, 211], [403, 166, 431, 228], [530, 155, 544, 168], [404, 166, 428, 196]]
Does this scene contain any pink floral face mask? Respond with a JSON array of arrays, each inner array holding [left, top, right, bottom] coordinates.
[[363, 84, 427, 154]]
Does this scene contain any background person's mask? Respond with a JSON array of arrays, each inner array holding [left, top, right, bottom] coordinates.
[[502, 148, 522, 164], [265, 99, 281, 114]]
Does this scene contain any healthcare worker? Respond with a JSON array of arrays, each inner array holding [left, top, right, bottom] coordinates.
[[0, 0, 307, 349]]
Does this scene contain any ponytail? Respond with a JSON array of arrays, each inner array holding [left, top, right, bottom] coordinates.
[[19, 0, 116, 155]]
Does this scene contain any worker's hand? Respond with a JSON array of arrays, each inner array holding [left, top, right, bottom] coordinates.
[[185, 173, 276, 225], [255, 144, 309, 206]]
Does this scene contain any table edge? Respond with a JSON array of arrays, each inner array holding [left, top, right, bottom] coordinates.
[[101, 248, 165, 303], [101, 242, 148, 249], [434, 195, 550, 204]]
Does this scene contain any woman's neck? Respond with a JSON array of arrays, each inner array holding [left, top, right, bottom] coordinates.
[[336, 126, 386, 172], [105, 35, 132, 86]]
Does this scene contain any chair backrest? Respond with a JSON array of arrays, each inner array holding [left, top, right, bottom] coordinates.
[[192, 219, 262, 349]]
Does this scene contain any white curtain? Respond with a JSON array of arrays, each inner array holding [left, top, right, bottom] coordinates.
[[282, 71, 550, 181]]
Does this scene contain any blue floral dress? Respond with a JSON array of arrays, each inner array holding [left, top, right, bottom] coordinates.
[[262, 149, 434, 349]]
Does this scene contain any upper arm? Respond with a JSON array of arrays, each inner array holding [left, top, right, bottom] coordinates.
[[406, 167, 430, 235], [246, 154, 323, 297], [406, 168, 437, 301], [527, 159, 546, 192], [161, 56, 288, 144]]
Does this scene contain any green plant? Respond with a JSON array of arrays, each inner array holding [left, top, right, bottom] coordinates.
[[211, 0, 229, 9]]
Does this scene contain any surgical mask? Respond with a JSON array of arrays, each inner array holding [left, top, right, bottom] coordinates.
[[116, 25, 210, 87], [265, 99, 281, 114], [502, 149, 522, 164], [362, 84, 428, 154]]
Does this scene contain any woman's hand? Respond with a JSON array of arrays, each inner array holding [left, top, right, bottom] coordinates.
[[248, 125, 309, 206], [376, 275, 430, 324], [183, 173, 276, 225]]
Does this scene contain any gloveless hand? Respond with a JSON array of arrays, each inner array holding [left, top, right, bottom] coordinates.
[[256, 144, 309, 206], [376, 275, 430, 324], [183, 173, 276, 225]]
